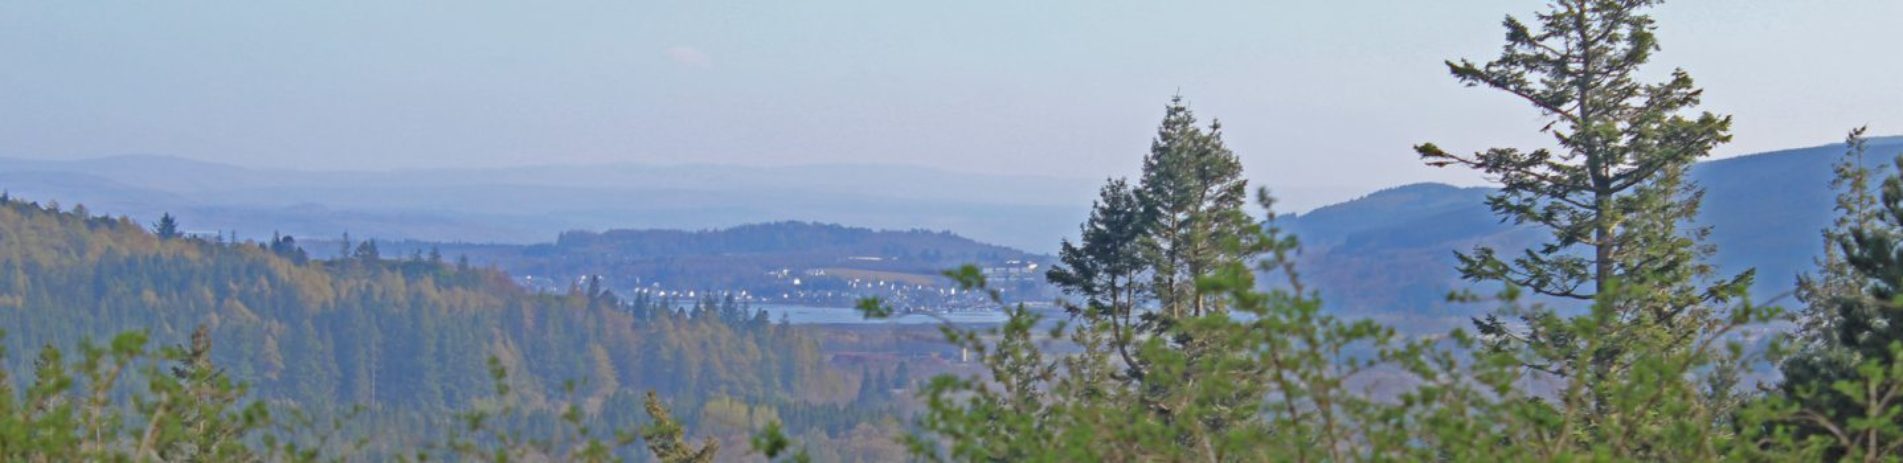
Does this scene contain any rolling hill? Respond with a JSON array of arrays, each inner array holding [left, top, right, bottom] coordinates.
[[375, 221, 1052, 309], [1285, 136, 1903, 330], [5, 136, 1900, 328]]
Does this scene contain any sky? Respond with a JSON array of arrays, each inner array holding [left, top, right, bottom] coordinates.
[[2, 1, 1900, 207]]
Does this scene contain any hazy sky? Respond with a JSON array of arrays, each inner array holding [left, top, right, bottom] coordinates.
[[3, 1, 1899, 197]]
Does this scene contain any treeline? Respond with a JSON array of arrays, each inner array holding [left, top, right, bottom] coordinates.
[[0, 192, 905, 458], [0, 196, 841, 409]]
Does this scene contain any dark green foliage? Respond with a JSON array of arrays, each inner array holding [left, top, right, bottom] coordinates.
[[1416, 0, 1750, 389], [153, 213, 180, 240], [1047, 178, 1152, 379], [1768, 127, 1903, 458], [749, 420, 811, 463], [1137, 96, 1255, 319], [884, 190, 1422, 460]]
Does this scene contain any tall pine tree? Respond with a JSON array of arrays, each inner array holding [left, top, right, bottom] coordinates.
[[1415, 0, 1748, 378], [1047, 178, 1153, 379], [153, 213, 181, 240], [1137, 95, 1254, 320]]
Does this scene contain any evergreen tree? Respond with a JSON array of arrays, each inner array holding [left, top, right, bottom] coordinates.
[[1136, 95, 1254, 319], [641, 391, 717, 463], [1795, 127, 1886, 343], [1783, 128, 1887, 397], [352, 240, 380, 262], [1047, 177, 1153, 378], [1414, 0, 1748, 379], [154, 213, 181, 240], [1775, 127, 1903, 456], [338, 232, 353, 260]]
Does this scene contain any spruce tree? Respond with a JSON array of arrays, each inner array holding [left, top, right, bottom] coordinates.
[[352, 240, 380, 262], [154, 213, 181, 240], [1775, 128, 1903, 455], [1416, 0, 1748, 378], [1137, 95, 1254, 319], [1783, 128, 1886, 397], [1047, 177, 1153, 379]]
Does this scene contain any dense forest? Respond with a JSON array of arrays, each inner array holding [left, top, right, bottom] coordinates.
[[7, 0, 1903, 461], [0, 194, 924, 459]]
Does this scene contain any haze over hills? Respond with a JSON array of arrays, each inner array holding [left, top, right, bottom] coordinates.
[[3, 136, 1899, 327], [0, 155, 1377, 253], [0, 155, 1104, 252], [1285, 135, 1903, 329], [375, 221, 1054, 310]]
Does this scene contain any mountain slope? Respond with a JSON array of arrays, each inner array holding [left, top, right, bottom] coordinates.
[[1285, 136, 1903, 329], [0, 195, 843, 414]]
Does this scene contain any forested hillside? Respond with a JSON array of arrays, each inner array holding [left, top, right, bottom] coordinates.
[[1287, 136, 1903, 329], [382, 221, 1052, 308], [0, 194, 870, 455]]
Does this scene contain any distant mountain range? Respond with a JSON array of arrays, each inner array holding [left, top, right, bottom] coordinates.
[[0, 156, 1105, 252], [4, 136, 1899, 328], [0, 156, 1375, 253], [1285, 136, 1903, 330]]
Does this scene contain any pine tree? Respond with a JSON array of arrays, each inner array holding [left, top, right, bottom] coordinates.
[[1415, 0, 1748, 378], [337, 232, 353, 260], [1136, 95, 1254, 319], [1794, 127, 1886, 343], [353, 240, 380, 262], [1775, 127, 1903, 455], [154, 213, 181, 240], [1047, 177, 1153, 378], [642, 391, 717, 463], [1782, 128, 1886, 402]]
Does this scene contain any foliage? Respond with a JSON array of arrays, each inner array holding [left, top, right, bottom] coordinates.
[[1414, 1, 1753, 429], [0, 325, 355, 462], [1772, 126, 1903, 458], [0, 193, 876, 458], [1137, 96, 1256, 319], [4, 1, 1902, 461]]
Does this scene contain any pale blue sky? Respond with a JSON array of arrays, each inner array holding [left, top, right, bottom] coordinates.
[[2, 1, 1899, 205]]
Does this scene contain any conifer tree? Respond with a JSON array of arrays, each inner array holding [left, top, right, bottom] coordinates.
[[641, 391, 717, 463], [353, 240, 380, 262], [154, 213, 181, 240], [1784, 128, 1887, 396], [1415, 0, 1748, 378], [1772, 127, 1903, 456], [1047, 177, 1153, 378], [1136, 95, 1254, 319]]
